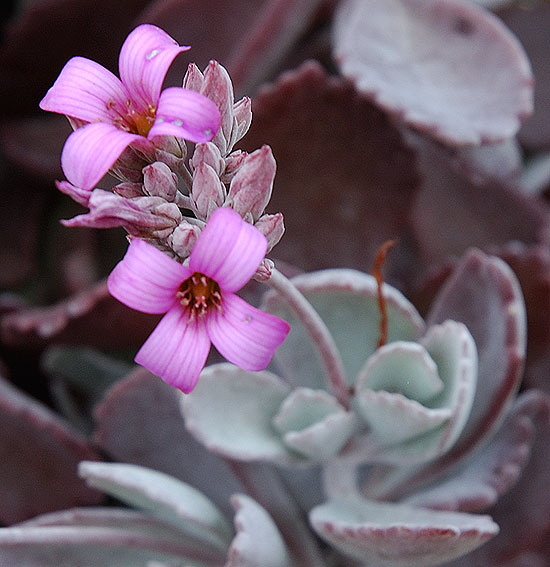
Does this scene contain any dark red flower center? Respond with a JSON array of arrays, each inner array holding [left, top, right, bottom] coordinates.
[[177, 272, 222, 318]]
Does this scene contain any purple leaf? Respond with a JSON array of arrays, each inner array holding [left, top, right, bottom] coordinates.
[[310, 498, 499, 566], [92, 368, 243, 516], [1, 281, 160, 350], [241, 60, 419, 274], [404, 390, 550, 512], [500, 2, 550, 150], [333, 0, 533, 145], [0, 374, 102, 524], [409, 129, 549, 268], [426, 250, 526, 458]]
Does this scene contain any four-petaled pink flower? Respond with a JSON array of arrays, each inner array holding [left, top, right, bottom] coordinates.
[[40, 24, 221, 190], [108, 207, 290, 393]]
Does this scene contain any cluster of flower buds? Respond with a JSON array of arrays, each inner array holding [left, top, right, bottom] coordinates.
[[40, 24, 284, 271]]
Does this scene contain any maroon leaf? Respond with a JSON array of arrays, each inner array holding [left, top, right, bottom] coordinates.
[[425, 250, 526, 465], [242, 60, 419, 274], [1, 280, 160, 350], [333, 0, 533, 145], [93, 368, 243, 516], [409, 135, 549, 268], [499, 2, 550, 150], [404, 390, 550, 512], [145, 0, 327, 96], [0, 374, 102, 524]]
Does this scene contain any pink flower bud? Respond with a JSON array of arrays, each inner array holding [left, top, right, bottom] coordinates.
[[226, 145, 276, 221], [168, 220, 201, 259], [254, 212, 285, 252], [143, 162, 178, 201], [191, 142, 224, 177], [191, 162, 226, 220], [182, 62, 204, 92]]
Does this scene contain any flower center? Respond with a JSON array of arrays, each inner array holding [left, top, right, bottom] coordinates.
[[127, 103, 157, 137], [177, 273, 222, 319]]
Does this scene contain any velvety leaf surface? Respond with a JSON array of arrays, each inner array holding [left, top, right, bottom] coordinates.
[[409, 135, 549, 268], [263, 269, 425, 390], [78, 461, 233, 551], [1, 280, 160, 350], [241, 60, 420, 274], [355, 321, 477, 465], [425, 250, 526, 459], [181, 364, 298, 464], [144, 0, 326, 96], [333, 0, 533, 145], [310, 498, 499, 566], [499, 2, 550, 150], [6, 507, 224, 565], [93, 368, 243, 516], [273, 387, 356, 460], [0, 374, 102, 524], [226, 494, 292, 567], [403, 390, 550, 512]]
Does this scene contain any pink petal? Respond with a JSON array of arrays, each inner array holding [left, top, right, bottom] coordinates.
[[39, 56, 128, 124], [61, 122, 142, 189], [150, 87, 221, 143], [207, 293, 290, 372], [108, 239, 190, 314], [135, 306, 211, 393], [118, 24, 190, 112], [190, 208, 267, 292]]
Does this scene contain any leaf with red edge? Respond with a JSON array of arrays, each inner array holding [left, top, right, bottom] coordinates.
[[310, 498, 499, 566], [333, 0, 533, 145], [241, 60, 420, 274], [226, 494, 292, 567], [93, 367, 243, 516], [425, 249, 526, 457], [1, 280, 160, 350], [0, 374, 102, 524], [403, 390, 550, 512]]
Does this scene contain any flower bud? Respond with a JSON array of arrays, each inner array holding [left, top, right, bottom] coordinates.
[[191, 162, 226, 220], [182, 62, 204, 92], [191, 142, 224, 176], [167, 220, 202, 259], [254, 212, 285, 252], [226, 145, 276, 221], [143, 162, 178, 202]]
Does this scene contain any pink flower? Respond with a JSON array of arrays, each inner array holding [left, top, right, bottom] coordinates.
[[107, 207, 290, 393], [40, 24, 221, 190]]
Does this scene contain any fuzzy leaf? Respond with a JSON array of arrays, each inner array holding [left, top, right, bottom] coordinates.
[[263, 269, 425, 389], [78, 461, 232, 552], [310, 498, 499, 566], [273, 388, 356, 461], [181, 363, 299, 464], [92, 368, 243, 517], [333, 0, 533, 145], [355, 321, 477, 464], [426, 250, 526, 464], [0, 374, 102, 524], [403, 390, 550, 512], [226, 494, 292, 567]]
